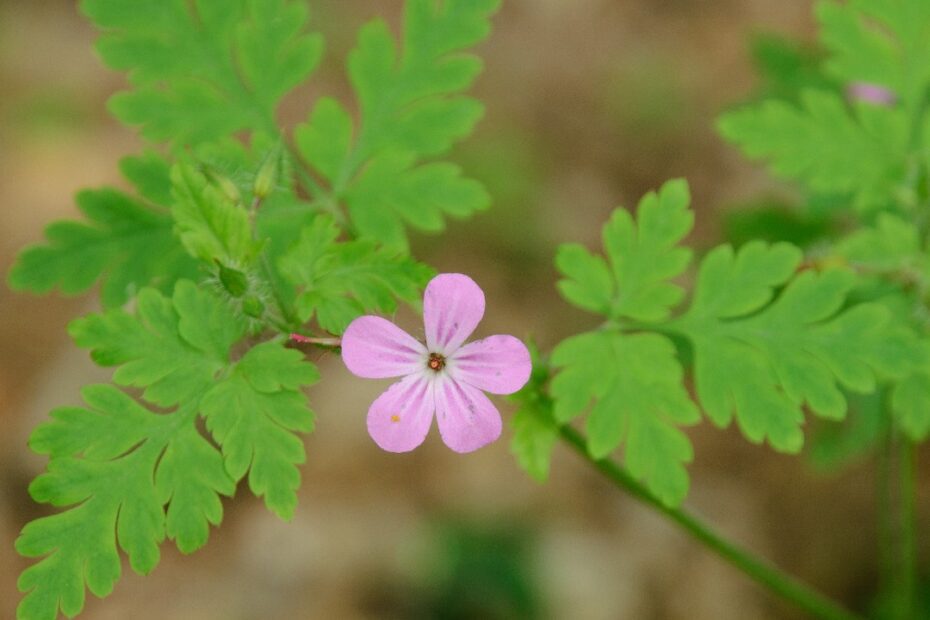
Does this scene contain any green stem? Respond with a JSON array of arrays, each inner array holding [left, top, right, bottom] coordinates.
[[559, 425, 864, 620], [900, 438, 918, 620], [260, 251, 300, 332]]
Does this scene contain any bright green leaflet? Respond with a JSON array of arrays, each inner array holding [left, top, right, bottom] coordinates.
[[17, 386, 230, 620], [555, 179, 692, 322], [81, 0, 323, 145], [7, 153, 197, 308], [551, 331, 699, 506], [718, 90, 909, 211], [18, 281, 318, 620], [668, 249, 925, 451], [278, 214, 433, 333], [294, 0, 498, 249]]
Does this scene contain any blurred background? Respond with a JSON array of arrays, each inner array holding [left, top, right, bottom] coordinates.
[[1, 0, 927, 618]]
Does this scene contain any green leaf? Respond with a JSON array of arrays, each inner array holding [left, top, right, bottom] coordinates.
[[171, 162, 261, 265], [8, 155, 197, 307], [550, 331, 699, 506], [69, 281, 247, 407], [672, 248, 925, 451], [294, 97, 353, 184], [347, 0, 497, 162], [20, 281, 319, 617], [201, 341, 319, 519], [556, 179, 693, 322], [81, 0, 323, 145], [344, 153, 490, 251], [718, 89, 909, 211], [17, 385, 234, 620], [279, 215, 433, 333], [293, 0, 499, 250]]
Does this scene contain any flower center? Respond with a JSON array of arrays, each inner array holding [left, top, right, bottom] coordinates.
[[427, 352, 446, 372]]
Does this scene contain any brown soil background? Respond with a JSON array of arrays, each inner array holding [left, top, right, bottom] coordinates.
[[1, 1, 927, 619]]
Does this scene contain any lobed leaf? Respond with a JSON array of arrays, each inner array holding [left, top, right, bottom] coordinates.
[[718, 90, 909, 211], [17, 385, 234, 620], [279, 215, 433, 333], [20, 283, 320, 618], [7, 154, 197, 307], [81, 0, 323, 145], [556, 179, 693, 322], [69, 281, 247, 406], [551, 331, 699, 506], [672, 249, 927, 451], [294, 0, 499, 250]]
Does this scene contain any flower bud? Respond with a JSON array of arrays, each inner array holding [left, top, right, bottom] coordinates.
[[242, 295, 266, 318], [253, 147, 282, 200], [217, 262, 249, 298], [203, 167, 242, 205]]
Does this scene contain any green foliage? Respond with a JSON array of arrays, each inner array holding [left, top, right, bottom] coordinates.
[[201, 341, 318, 519], [817, 0, 930, 111], [19, 281, 318, 619], [8, 153, 197, 307], [81, 0, 324, 145], [718, 90, 909, 210], [509, 345, 559, 483], [718, 0, 930, 213], [13, 1, 503, 616], [748, 33, 835, 103], [672, 251, 923, 451], [556, 179, 692, 321], [294, 0, 498, 249], [538, 179, 930, 505], [551, 331, 699, 506], [171, 162, 262, 266], [279, 215, 433, 333], [721, 199, 836, 248]]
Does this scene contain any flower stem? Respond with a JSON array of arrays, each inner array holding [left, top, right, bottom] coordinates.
[[558, 425, 864, 620]]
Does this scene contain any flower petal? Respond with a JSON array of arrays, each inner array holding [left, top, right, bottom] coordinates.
[[342, 316, 427, 379], [367, 373, 435, 452], [423, 273, 485, 355], [449, 335, 532, 395], [435, 377, 502, 453]]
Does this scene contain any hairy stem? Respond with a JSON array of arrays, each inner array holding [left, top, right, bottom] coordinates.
[[559, 425, 864, 620]]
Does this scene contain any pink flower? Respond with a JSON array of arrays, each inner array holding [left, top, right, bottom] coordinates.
[[847, 81, 897, 106], [341, 273, 532, 453]]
